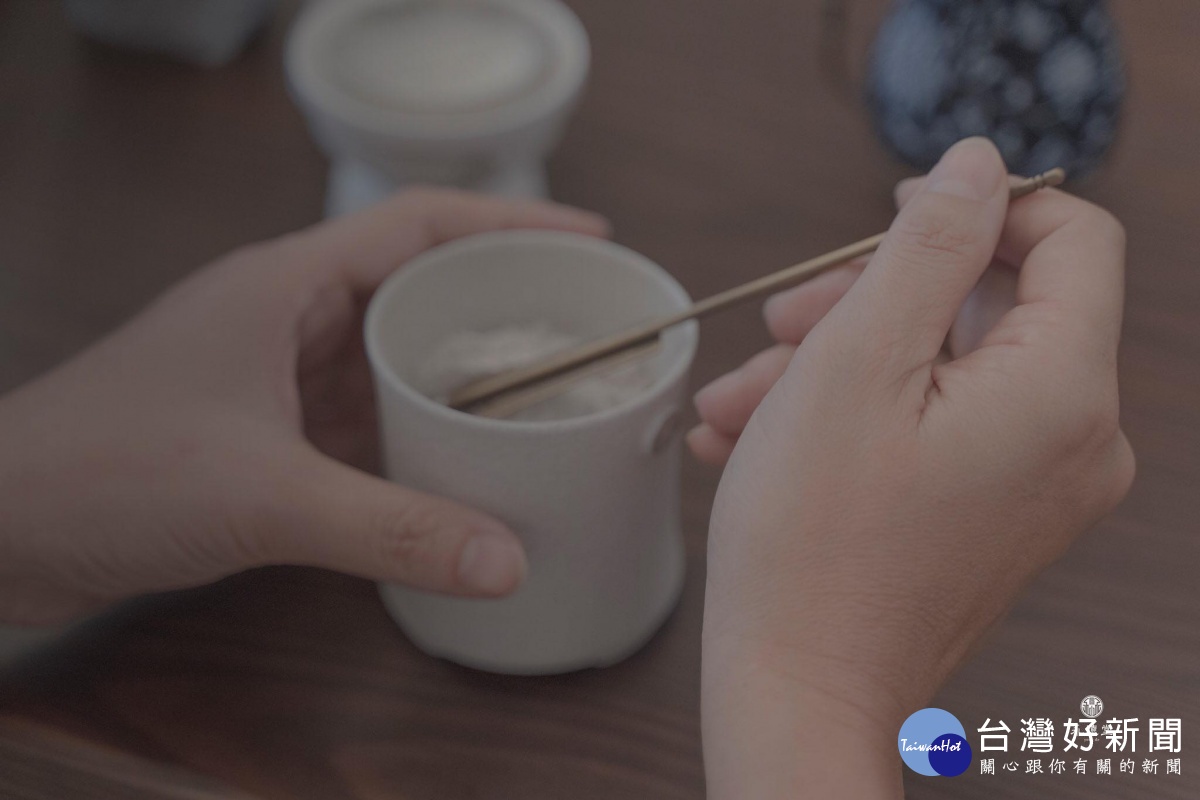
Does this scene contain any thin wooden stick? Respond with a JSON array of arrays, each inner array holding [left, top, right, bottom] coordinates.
[[470, 338, 661, 419], [450, 168, 1065, 412]]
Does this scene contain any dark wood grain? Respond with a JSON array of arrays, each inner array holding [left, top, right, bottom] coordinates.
[[0, 0, 1197, 797], [0, 716, 253, 800]]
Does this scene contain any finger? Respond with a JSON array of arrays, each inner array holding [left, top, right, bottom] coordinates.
[[992, 189, 1126, 355], [292, 186, 611, 291], [902, 176, 1123, 367], [896, 174, 1038, 213], [694, 345, 796, 438], [895, 175, 1041, 210], [901, 177, 1126, 357], [762, 261, 866, 344], [899, 174, 1116, 360], [686, 423, 737, 466], [828, 137, 1009, 380], [899, 171, 1069, 215], [272, 455, 527, 597], [894, 176, 922, 209], [948, 265, 1018, 357]]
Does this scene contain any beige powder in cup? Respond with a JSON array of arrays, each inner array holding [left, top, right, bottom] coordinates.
[[420, 323, 654, 422]]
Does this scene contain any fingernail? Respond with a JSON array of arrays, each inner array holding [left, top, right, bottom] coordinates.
[[763, 293, 785, 326], [927, 137, 1003, 202], [457, 532, 526, 595]]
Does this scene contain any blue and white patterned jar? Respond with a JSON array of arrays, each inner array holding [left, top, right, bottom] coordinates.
[[867, 0, 1124, 177]]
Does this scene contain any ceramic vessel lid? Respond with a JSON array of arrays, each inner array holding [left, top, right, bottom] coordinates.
[[287, 0, 589, 140]]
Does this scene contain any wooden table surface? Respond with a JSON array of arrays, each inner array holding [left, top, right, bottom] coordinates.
[[1, 1, 1197, 797]]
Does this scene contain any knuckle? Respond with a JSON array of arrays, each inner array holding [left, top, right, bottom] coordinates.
[[1107, 435, 1137, 505], [1081, 392, 1123, 447], [747, 345, 793, 387], [889, 210, 980, 269], [1084, 204, 1126, 251], [377, 501, 441, 568], [1057, 388, 1121, 457], [1055, 383, 1134, 509]]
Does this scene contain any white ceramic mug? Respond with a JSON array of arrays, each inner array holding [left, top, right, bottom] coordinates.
[[364, 231, 698, 674]]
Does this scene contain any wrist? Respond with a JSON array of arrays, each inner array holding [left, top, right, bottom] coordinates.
[[701, 555, 959, 726], [702, 635, 905, 800]]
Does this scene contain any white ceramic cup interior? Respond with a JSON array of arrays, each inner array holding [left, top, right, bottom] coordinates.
[[364, 231, 698, 674]]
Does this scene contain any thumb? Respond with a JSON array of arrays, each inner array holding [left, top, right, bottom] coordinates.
[[832, 137, 1009, 381], [268, 457, 527, 597]]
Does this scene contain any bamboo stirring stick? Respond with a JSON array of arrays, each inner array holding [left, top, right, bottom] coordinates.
[[470, 338, 662, 419], [450, 168, 1066, 413]]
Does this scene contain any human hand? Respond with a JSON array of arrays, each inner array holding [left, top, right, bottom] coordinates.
[[0, 188, 608, 625], [694, 138, 1134, 797]]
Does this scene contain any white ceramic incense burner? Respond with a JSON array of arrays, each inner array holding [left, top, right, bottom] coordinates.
[[286, 0, 590, 215]]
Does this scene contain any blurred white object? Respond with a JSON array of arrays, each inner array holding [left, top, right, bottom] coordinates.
[[365, 232, 696, 674], [286, 0, 590, 215], [63, 0, 278, 67]]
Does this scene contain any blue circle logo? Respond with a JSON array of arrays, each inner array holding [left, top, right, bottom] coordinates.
[[898, 708, 972, 777]]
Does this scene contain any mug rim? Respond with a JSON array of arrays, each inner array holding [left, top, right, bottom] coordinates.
[[285, 0, 590, 144], [363, 230, 699, 433]]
